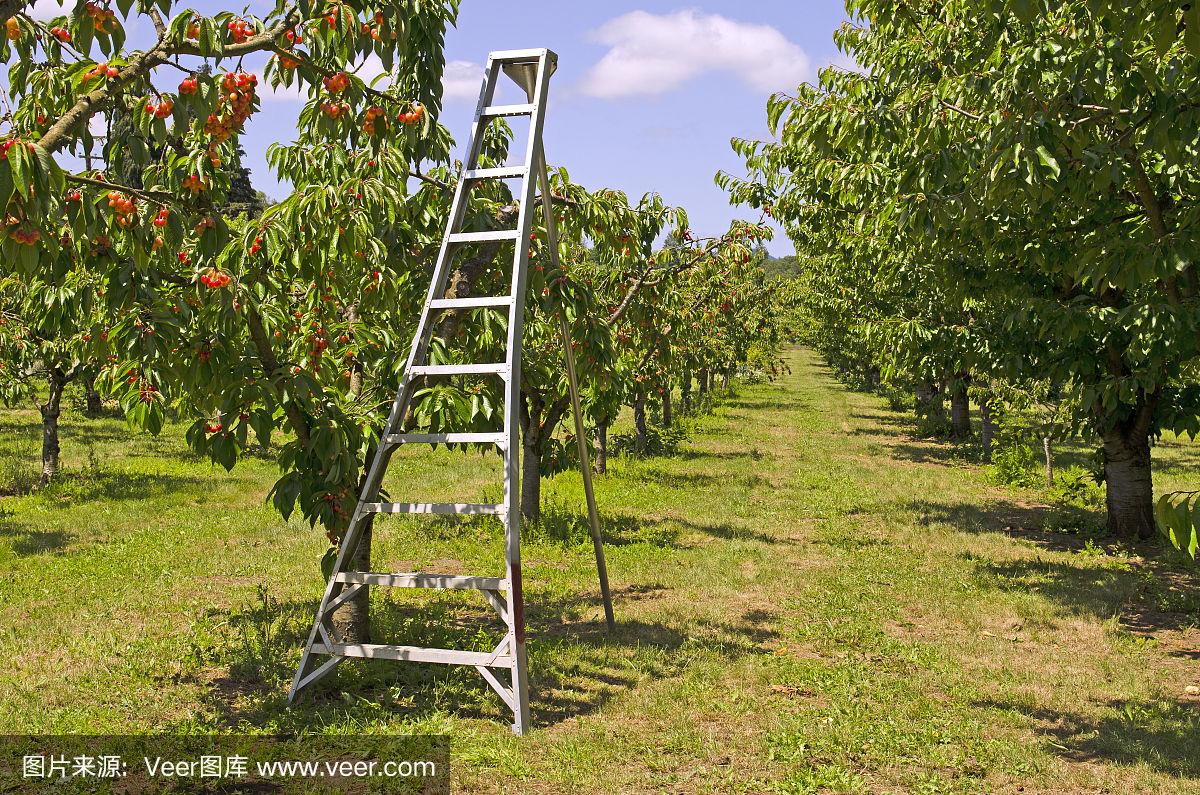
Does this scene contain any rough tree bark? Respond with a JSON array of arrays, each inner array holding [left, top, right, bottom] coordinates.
[[332, 303, 371, 643], [84, 374, 103, 416], [1102, 424, 1155, 539], [633, 393, 648, 448], [38, 368, 67, 487], [1042, 437, 1055, 487], [948, 372, 971, 440], [979, 390, 996, 462], [662, 383, 672, 428], [698, 369, 709, 396], [594, 419, 608, 475]]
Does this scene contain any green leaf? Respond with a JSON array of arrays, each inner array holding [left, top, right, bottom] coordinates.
[[1186, 3, 1200, 56], [1035, 145, 1061, 179]]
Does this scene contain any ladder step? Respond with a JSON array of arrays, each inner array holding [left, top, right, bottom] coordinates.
[[334, 571, 505, 591], [408, 363, 508, 377], [429, 296, 513, 310], [385, 432, 507, 447], [482, 103, 535, 118], [448, 230, 521, 243], [313, 643, 510, 667], [363, 502, 506, 516], [463, 167, 527, 181]]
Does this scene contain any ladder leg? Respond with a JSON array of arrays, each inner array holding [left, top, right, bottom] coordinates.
[[503, 449, 531, 733]]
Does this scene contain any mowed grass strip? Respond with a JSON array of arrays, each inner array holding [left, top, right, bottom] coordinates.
[[0, 348, 1197, 793]]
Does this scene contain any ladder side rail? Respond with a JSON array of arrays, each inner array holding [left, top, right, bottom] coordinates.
[[533, 143, 615, 631], [500, 49, 554, 737]]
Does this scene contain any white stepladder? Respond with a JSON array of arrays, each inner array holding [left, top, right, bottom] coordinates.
[[287, 48, 615, 736]]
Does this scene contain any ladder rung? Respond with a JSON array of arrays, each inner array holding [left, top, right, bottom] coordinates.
[[385, 432, 507, 447], [334, 571, 505, 591], [482, 103, 535, 118], [449, 230, 520, 243], [313, 643, 510, 667], [429, 296, 512, 310], [463, 167, 527, 181], [363, 502, 506, 516], [408, 363, 507, 377]]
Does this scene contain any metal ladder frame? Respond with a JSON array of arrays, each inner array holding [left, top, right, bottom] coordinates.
[[287, 48, 613, 736]]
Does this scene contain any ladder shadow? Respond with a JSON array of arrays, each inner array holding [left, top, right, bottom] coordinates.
[[181, 579, 779, 732]]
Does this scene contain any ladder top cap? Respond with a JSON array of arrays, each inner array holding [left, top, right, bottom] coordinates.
[[490, 48, 558, 62]]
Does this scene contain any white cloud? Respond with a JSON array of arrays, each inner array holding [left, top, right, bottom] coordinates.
[[30, 0, 66, 20], [443, 60, 482, 103], [580, 10, 812, 99]]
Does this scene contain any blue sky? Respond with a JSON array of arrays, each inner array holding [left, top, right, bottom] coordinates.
[[433, 2, 850, 256], [35, 1, 851, 254]]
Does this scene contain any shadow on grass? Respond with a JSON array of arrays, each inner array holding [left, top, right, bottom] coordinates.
[[978, 697, 1200, 777], [36, 469, 203, 504], [178, 578, 782, 732], [0, 518, 72, 555], [899, 497, 1200, 632], [531, 504, 785, 548]]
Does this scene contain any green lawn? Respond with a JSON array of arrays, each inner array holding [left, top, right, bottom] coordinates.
[[0, 348, 1197, 793]]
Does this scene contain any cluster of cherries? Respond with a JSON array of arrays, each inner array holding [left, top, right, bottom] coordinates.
[[179, 76, 198, 94], [248, 235, 264, 255], [106, 190, 137, 228], [200, 268, 231, 289], [48, 25, 71, 43], [358, 12, 387, 40], [204, 421, 223, 434], [83, 62, 120, 82], [182, 174, 206, 194], [203, 71, 257, 144], [398, 103, 424, 126], [321, 101, 350, 120], [83, 2, 117, 33], [152, 207, 168, 227], [362, 105, 386, 135], [322, 71, 349, 93], [5, 18, 19, 41], [225, 17, 255, 43], [143, 97, 173, 118], [10, 227, 41, 245]]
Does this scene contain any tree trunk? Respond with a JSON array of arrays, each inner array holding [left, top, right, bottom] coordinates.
[[521, 431, 542, 524], [698, 369, 709, 396], [595, 420, 608, 475], [38, 369, 66, 487], [84, 374, 102, 416], [634, 393, 648, 448], [331, 516, 372, 643], [950, 383, 971, 440], [331, 463, 374, 643], [1101, 428, 1155, 539], [722, 366, 731, 389], [680, 374, 692, 414], [1042, 436, 1055, 487], [979, 392, 996, 462], [337, 313, 369, 646], [662, 384, 672, 428]]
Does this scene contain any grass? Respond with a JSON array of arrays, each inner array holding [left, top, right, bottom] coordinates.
[[0, 348, 1197, 793]]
